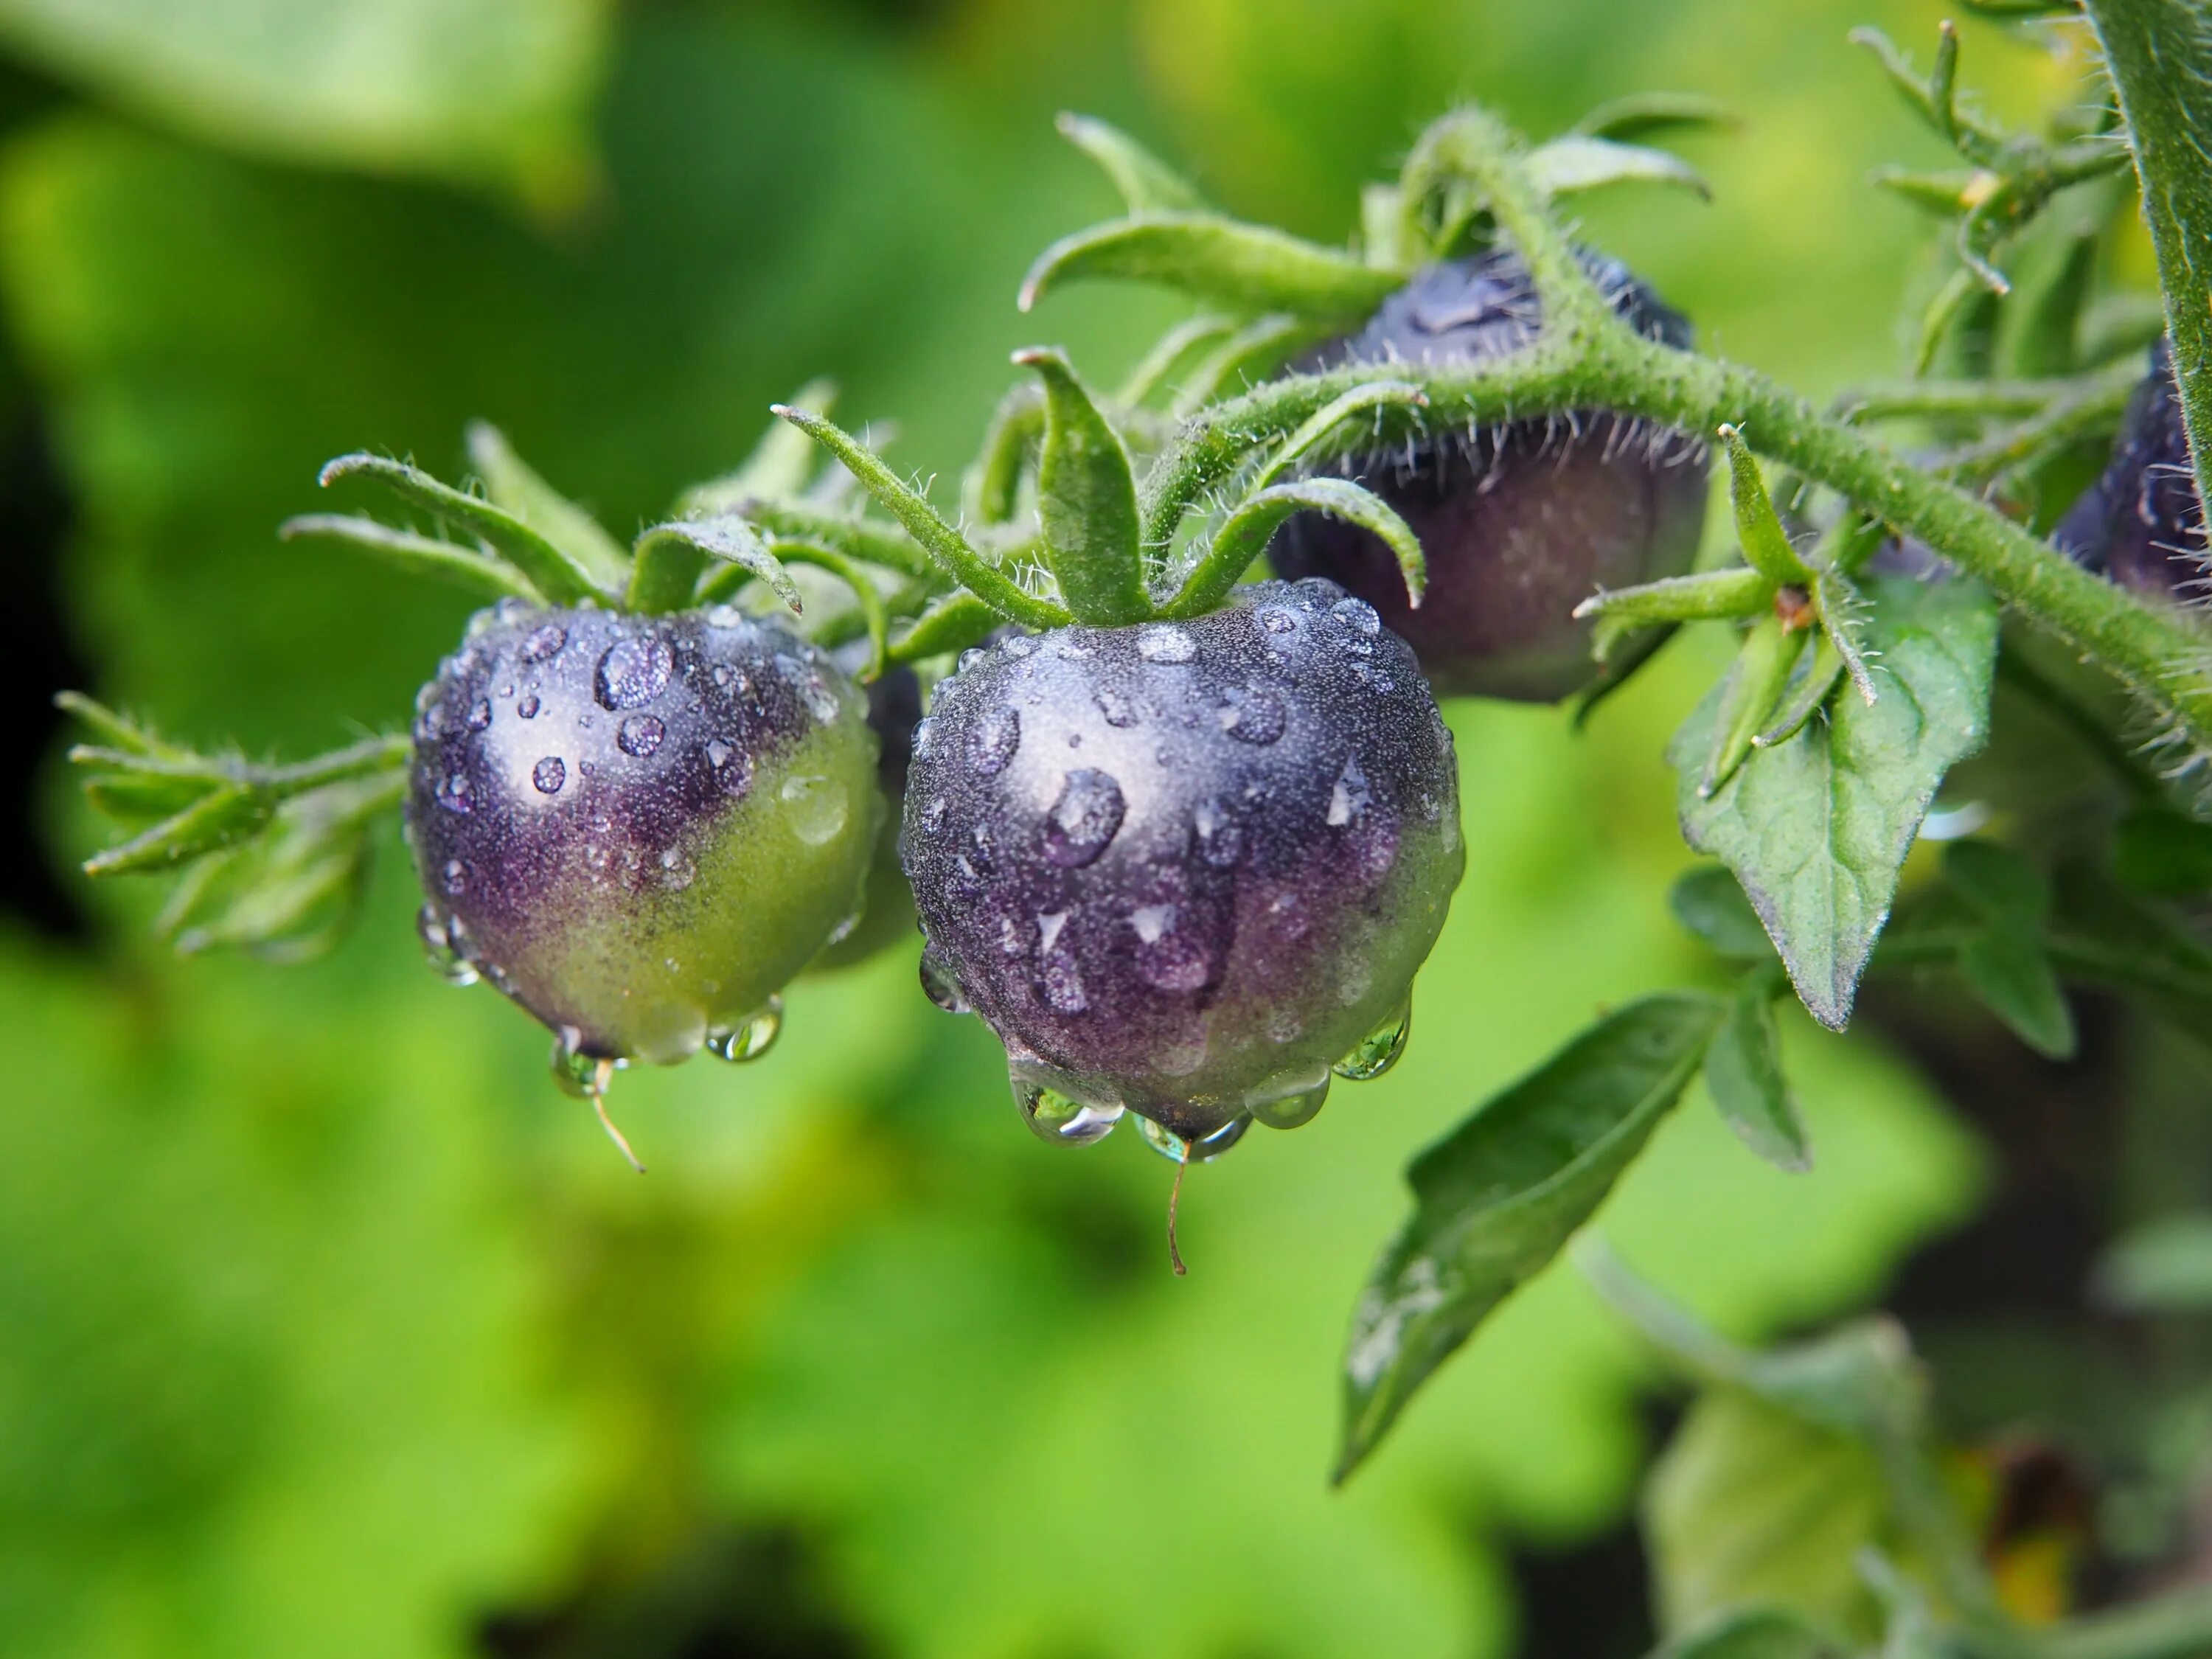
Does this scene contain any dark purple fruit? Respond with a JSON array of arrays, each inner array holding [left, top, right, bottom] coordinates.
[[2053, 336, 2207, 602], [901, 580, 1464, 1151], [811, 641, 924, 970], [1269, 248, 1708, 702], [409, 599, 880, 1064]]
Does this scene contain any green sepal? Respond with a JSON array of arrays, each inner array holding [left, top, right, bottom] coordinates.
[[1054, 112, 1208, 213], [1753, 633, 1846, 750], [1169, 313, 1341, 415], [1717, 426, 1813, 585], [316, 452, 613, 605], [1702, 615, 1808, 797], [1115, 314, 1241, 407], [1812, 570, 1879, 706], [1018, 214, 1401, 320], [1164, 479, 1424, 620], [771, 404, 1069, 630], [1248, 380, 1428, 491], [1573, 568, 1773, 660], [81, 783, 274, 877], [279, 513, 545, 603], [1524, 134, 1711, 202], [1571, 91, 1743, 144], [888, 591, 1002, 665], [1014, 347, 1151, 627], [464, 421, 632, 594], [629, 517, 798, 616]]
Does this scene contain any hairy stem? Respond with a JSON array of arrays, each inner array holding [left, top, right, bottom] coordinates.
[[1140, 333, 2212, 751]]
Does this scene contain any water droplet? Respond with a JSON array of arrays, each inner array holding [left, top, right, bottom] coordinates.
[[1256, 603, 1298, 636], [437, 770, 473, 814], [415, 902, 478, 986], [1135, 624, 1197, 664], [1327, 755, 1371, 827], [1218, 686, 1287, 745], [517, 693, 541, 720], [911, 717, 936, 761], [918, 795, 947, 835], [416, 701, 450, 742], [1135, 921, 1210, 992], [532, 756, 566, 795], [549, 1027, 601, 1097], [441, 858, 468, 896], [712, 664, 734, 690], [707, 997, 783, 1062], [968, 705, 1020, 776], [1037, 945, 1088, 1014], [920, 945, 969, 1013], [465, 698, 493, 731], [657, 846, 695, 891], [706, 603, 746, 629], [779, 774, 849, 846], [1192, 799, 1243, 868], [957, 647, 986, 672], [595, 635, 675, 710], [1335, 997, 1411, 1080], [1014, 1075, 1124, 1147], [706, 738, 732, 768], [521, 623, 567, 664], [1043, 769, 1124, 868], [1331, 597, 1381, 636], [1000, 635, 1037, 659], [1249, 1063, 1332, 1130], [618, 714, 665, 758], [1094, 687, 1140, 728], [1128, 903, 1174, 945], [1138, 1113, 1251, 1164]]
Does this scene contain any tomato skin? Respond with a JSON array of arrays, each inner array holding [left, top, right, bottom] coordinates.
[[1270, 248, 1708, 702], [2055, 337, 2207, 602], [408, 600, 879, 1062], [901, 580, 1464, 1141]]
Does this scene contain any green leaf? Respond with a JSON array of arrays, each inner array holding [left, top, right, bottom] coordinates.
[[1336, 993, 1724, 1481], [1018, 214, 1401, 319], [2092, 1211, 2212, 1312], [1644, 1388, 1893, 1644], [1013, 347, 1150, 626], [1942, 839, 2049, 925], [464, 422, 631, 594], [1649, 1608, 1842, 1659], [1705, 987, 1812, 1173], [1573, 92, 1745, 145], [2084, 0, 2212, 509], [1166, 478, 1423, 621], [2046, 866, 2212, 1034], [1053, 112, 1208, 213], [0, 0, 608, 204], [1524, 134, 1711, 201], [278, 513, 545, 604], [1958, 931, 2076, 1059], [1669, 577, 2000, 1032], [1671, 867, 1779, 961], [318, 451, 612, 605]]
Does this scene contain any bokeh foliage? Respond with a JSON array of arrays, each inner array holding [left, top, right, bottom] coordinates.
[[1, 1, 2031, 1654]]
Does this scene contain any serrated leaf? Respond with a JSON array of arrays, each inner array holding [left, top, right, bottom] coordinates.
[[1019, 213, 1400, 319], [1958, 931, 2076, 1059], [1671, 867, 1779, 961], [1015, 347, 1148, 626], [1336, 993, 1723, 1481], [1669, 577, 2000, 1032], [1526, 134, 1712, 201], [1705, 987, 1812, 1172]]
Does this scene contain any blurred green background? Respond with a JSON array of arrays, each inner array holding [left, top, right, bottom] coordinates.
[[0, 1, 2100, 1655]]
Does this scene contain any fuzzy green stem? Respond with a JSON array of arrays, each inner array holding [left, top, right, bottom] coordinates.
[[1140, 335, 2212, 751]]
